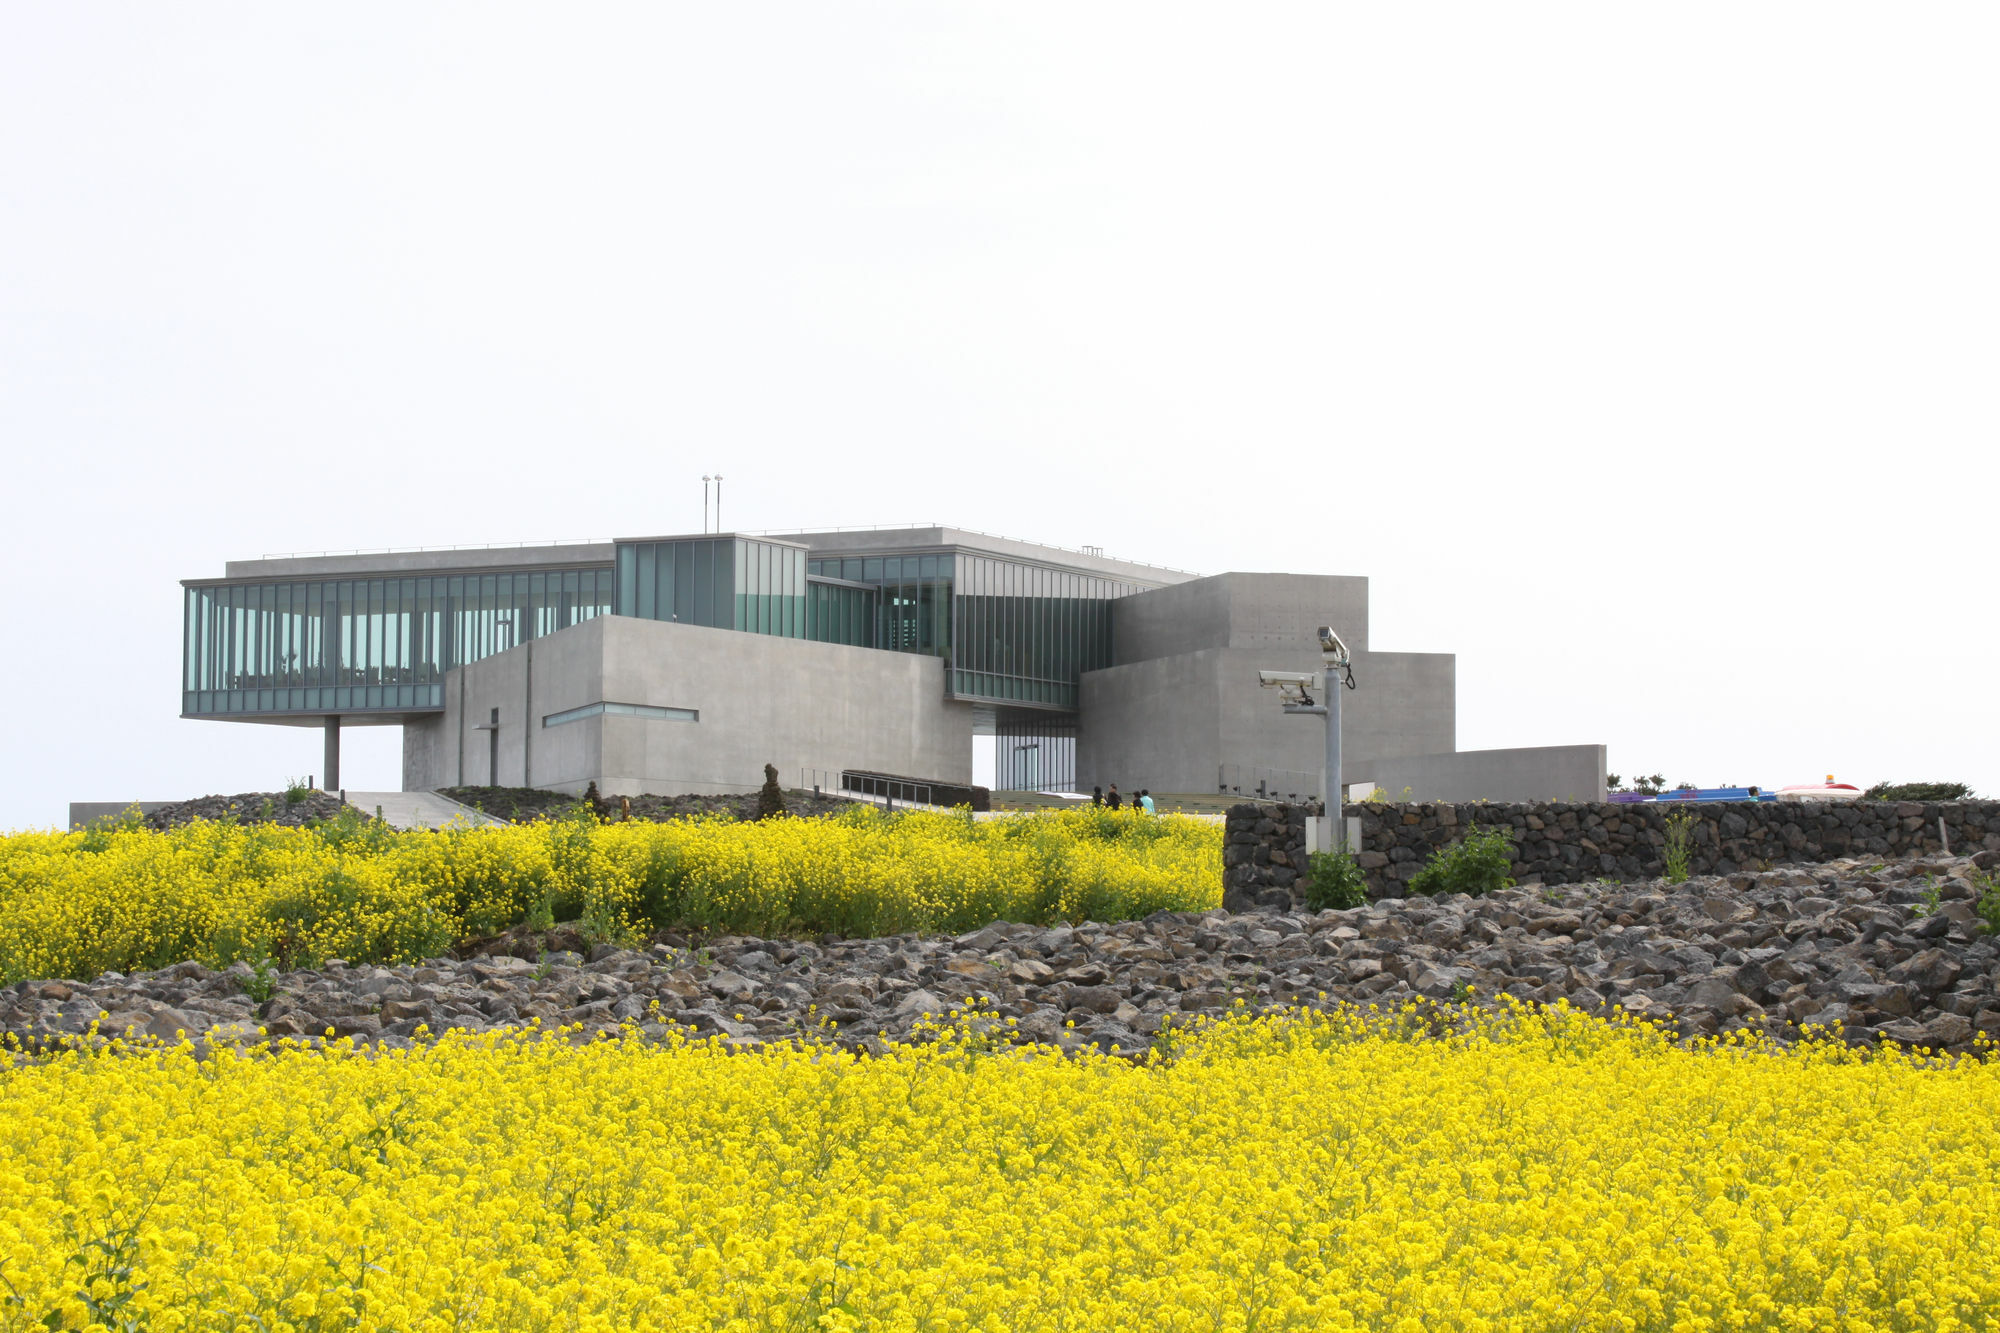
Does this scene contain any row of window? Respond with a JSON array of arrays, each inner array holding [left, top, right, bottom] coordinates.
[[543, 700, 698, 728], [184, 571, 613, 696]]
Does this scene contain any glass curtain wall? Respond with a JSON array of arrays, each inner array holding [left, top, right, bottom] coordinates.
[[994, 709, 1079, 792], [183, 568, 613, 716], [950, 555, 1142, 709], [805, 555, 952, 658], [805, 580, 878, 647], [615, 537, 805, 637]]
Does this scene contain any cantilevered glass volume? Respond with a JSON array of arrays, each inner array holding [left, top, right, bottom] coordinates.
[[183, 569, 613, 717]]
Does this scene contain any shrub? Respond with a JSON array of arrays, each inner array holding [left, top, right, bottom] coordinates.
[[1974, 870, 2000, 937], [1408, 826, 1515, 897], [1303, 848, 1368, 910], [1863, 781, 1974, 801], [1663, 811, 1697, 884]]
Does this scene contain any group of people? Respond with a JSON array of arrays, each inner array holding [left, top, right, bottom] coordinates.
[[1091, 784, 1155, 814]]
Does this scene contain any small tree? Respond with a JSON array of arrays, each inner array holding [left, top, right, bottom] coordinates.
[[755, 763, 788, 820]]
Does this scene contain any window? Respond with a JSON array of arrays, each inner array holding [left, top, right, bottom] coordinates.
[[542, 700, 699, 728]]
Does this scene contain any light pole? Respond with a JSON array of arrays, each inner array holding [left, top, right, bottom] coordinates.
[[714, 474, 724, 532], [702, 475, 711, 532]]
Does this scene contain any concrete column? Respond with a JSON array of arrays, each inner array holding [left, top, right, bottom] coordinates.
[[323, 715, 341, 792]]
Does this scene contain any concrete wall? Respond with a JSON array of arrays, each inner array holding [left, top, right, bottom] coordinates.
[[403, 614, 974, 797], [1352, 745, 1608, 804], [1076, 648, 1226, 794], [1079, 645, 1455, 793], [1081, 572, 1453, 795], [1110, 571, 1372, 666]]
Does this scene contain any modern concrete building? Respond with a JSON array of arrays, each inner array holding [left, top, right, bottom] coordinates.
[[182, 526, 1604, 802]]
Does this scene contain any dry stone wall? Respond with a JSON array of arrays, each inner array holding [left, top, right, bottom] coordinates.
[[1225, 799, 2000, 910]]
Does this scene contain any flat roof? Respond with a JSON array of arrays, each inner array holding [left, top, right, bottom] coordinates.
[[215, 542, 616, 582], [613, 531, 810, 549], [202, 525, 1199, 587], [761, 525, 1199, 586]]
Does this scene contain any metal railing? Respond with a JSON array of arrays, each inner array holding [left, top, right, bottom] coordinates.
[[799, 768, 963, 809], [1217, 763, 1323, 805], [795, 768, 928, 807]]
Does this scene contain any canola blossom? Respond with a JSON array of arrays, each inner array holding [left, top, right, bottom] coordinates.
[[0, 807, 1219, 983], [3, 1004, 1997, 1331]]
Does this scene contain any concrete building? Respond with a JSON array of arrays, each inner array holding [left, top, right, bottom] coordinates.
[[181, 526, 1604, 802]]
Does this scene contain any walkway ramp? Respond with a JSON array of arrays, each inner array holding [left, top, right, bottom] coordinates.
[[343, 791, 508, 830]]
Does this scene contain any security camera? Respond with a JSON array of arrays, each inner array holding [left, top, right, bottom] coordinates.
[[1316, 626, 1351, 666], [1258, 669, 1319, 708]]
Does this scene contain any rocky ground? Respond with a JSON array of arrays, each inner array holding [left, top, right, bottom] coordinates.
[[440, 785, 858, 823], [141, 790, 350, 831], [6, 853, 1996, 1057]]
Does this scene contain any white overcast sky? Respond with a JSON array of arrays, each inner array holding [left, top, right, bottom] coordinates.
[[2, 4, 1995, 828]]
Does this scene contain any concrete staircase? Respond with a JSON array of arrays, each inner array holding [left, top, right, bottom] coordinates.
[[342, 790, 508, 830]]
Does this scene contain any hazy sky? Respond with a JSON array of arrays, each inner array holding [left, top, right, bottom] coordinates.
[[3, 4, 1995, 829]]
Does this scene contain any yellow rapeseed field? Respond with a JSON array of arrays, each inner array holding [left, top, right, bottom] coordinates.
[[3, 1002, 1996, 1331], [0, 807, 1219, 983]]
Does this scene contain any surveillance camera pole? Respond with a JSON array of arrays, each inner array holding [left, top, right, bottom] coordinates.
[[1258, 626, 1355, 853]]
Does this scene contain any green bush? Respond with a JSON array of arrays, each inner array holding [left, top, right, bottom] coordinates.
[[1408, 826, 1516, 897], [1663, 811, 1697, 885], [1304, 848, 1369, 911], [1863, 781, 1975, 802], [1974, 871, 2000, 937]]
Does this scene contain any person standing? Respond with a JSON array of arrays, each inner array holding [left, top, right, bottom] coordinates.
[[1091, 786, 1104, 807], [1139, 790, 1156, 815], [1106, 785, 1122, 810]]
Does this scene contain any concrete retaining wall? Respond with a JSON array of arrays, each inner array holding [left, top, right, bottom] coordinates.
[[1224, 798, 2000, 910]]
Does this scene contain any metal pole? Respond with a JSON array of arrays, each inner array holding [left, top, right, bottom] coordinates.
[[1325, 671, 1344, 852], [715, 475, 724, 532], [323, 716, 341, 792]]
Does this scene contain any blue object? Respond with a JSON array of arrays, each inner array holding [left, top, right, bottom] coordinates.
[[1655, 787, 1774, 803]]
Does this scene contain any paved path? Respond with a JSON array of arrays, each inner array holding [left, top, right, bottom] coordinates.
[[343, 790, 509, 830]]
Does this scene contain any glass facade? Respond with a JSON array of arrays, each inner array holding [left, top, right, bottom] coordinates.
[[804, 551, 1145, 710], [617, 537, 807, 637], [949, 555, 1141, 710], [995, 709, 1079, 791], [805, 580, 878, 647], [183, 568, 613, 716]]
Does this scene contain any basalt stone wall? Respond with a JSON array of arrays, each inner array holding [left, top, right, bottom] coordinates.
[[1225, 800, 2000, 908]]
